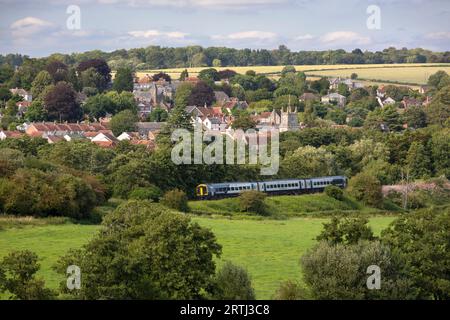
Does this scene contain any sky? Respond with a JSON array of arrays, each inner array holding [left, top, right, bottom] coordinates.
[[0, 0, 449, 57]]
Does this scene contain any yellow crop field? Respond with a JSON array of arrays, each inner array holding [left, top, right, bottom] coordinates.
[[132, 63, 450, 86], [306, 65, 450, 85]]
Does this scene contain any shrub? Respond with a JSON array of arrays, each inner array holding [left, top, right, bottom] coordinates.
[[128, 185, 162, 202], [301, 241, 419, 300], [348, 172, 383, 207], [273, 280, 310, 300], [239, 190, 268, 216], [211, 261, 255, 300], [316, 216, 375, 245], [161, 189, 189, 212], [324, 185, 344, 200]]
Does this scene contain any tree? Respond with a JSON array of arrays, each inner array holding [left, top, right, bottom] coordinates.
[[430, 129, 450, 178], [218, 69, 237, 80], [281, 146, 337, 178], [337, 83, 350, 97], [406, 142, 431, 179], [152, 72, 172, 83], [238, 191, 268, 215], [55, 201, 222, 299], [212, 59, 222, 67], [351, 73, 358, 80], [148, 107, 168, 122], [161, 189, 190, 212], [128, 185, 162, 202], [167, 105, 193, 131], [25, 100, 48, 122], [179, 69, 189, 81], [427, 70, 450, 90], [404, 105, 427, 129], [231, 113, 256, 131], [188, 81, 215, 107], [301, 241, 418, 300], [382, 207, 450, 299], [110, 109, 138, 136], [198, 68, 219, 84], [77, 59, 111, 92], [316, 216, 375, 245], [174, 82, 194, 107], [348, 172, 383, 207], [46, 60, 68, 83], [426, 85, 450, 126], [43, 81, 82, 122], [31, 70, 53, 99], [83, 93, 115, 120], [113, 67, 134, 93], [210, 261, 255, 300], [0, 250, 55, 300], [281, 65, 296, 76]]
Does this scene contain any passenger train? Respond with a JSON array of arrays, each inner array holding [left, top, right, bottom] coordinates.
[[195, 176, 348, 199]]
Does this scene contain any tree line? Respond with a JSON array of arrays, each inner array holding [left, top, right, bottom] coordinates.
[[1, 46, 450, 72]]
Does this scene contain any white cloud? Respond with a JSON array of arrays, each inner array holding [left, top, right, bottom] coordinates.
[[320, 31, 371, 45], [10, 17, 55, 38], [213, 30, 277, 40], [128, 29, 189, 39], [425, 32, 450, 40], [294, 34, 315, 41], [95, 0, 289, 9]]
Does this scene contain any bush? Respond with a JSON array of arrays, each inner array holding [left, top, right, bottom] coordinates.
[[301, 241, 419, 300], [348, 172, 383, 207], [211, 261, 255, 300], [128, 185, 162, 202], [273, 280, 310, 300], [239, 191, 268, 216], [316, 216, 375, 245], [324, 185, 344, 200], [161, 189, 189, 212]]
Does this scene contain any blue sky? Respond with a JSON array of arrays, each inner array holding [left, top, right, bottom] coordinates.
[[0, 0, 449, 57]]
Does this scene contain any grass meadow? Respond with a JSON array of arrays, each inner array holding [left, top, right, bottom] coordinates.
[[0, 212, 396, 299]]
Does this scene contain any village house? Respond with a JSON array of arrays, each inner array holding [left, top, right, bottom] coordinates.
[[91, 132, 118, 148], [214, 91, 231, 105], [321, 93, 347, 107], [24, 122, 110, 138], [10, 88, 32, 102], [299, 92, 319, 103], [136, 122, 165, 139], [377, 96, 396, 108], [0, 130, 23, 140], [401, 97, 423, 109], [329, 78, 363, 91]]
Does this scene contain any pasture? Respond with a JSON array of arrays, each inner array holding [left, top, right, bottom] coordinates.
[[0, 215, 396, 299]]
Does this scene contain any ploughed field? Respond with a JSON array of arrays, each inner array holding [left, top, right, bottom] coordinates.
[[0, 213, 395, 299]]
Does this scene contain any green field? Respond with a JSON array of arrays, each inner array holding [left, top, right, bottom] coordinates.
[[0, 215, 395, 299], [136, 63, 450, 86], [189, 193, 368, 217]]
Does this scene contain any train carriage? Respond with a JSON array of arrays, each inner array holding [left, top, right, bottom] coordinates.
[[196, 176, 348, 199]]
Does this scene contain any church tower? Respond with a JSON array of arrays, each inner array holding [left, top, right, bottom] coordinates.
[[279, 96, 300, 132]]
